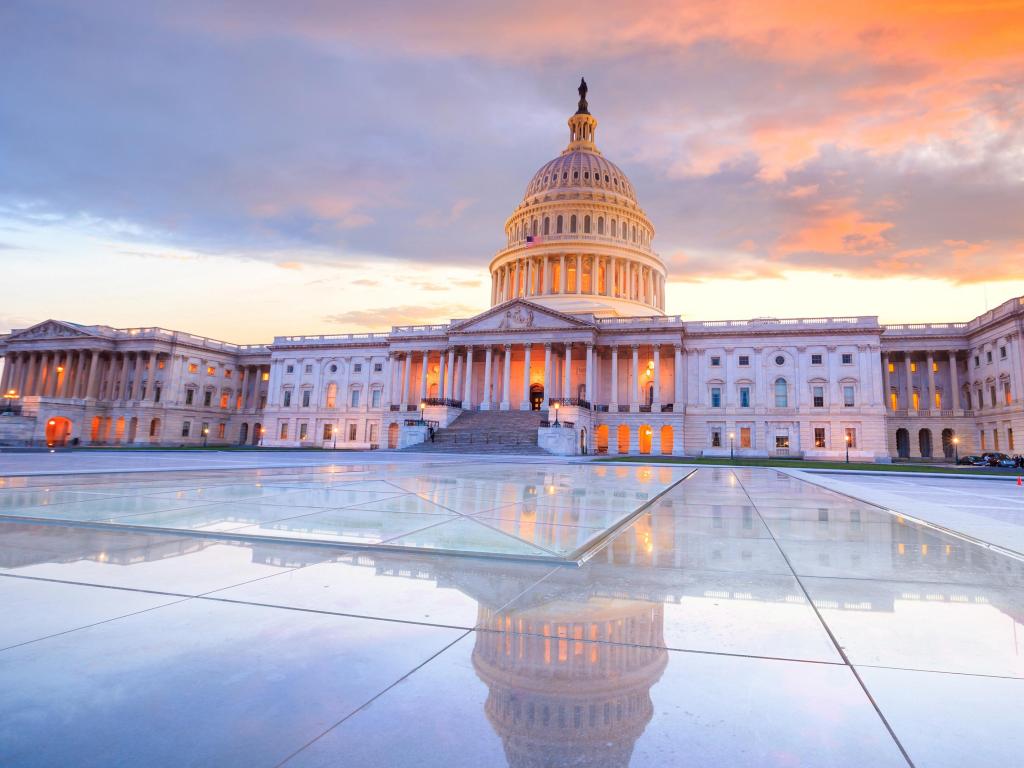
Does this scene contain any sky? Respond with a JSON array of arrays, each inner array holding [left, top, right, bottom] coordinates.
[[1, 0, 1022, 343]]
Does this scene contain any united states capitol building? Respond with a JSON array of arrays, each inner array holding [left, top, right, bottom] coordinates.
[[2, 82, 1022, 461]]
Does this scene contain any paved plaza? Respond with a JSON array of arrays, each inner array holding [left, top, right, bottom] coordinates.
[[0, 453, 1021, 767]]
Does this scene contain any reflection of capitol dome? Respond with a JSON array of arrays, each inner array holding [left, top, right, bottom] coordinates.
[[489, 78, 667, 318], [473, 600, 668, 768]]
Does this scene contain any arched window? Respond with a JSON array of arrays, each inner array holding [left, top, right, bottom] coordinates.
[[556, 215, 563, 234], [597, 216, 604, 234], [632, 225, 637, 242], [584, 215, 591, 233], [543, 217, 550, 235], [325, 382, 338, 409], [532, 219, 538, 236], [774, 378, 788, 408], [573, 170, 579, 180], [570, 215, 577, 233], [611, 220, 617, 237]]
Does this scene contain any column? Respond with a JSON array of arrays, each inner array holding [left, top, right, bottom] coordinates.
[[131, 352, 144, 402], [610, 346, 619, 409], [926, 351, 936, 411], [500, 344, 512, 410], [652, 344, 661, 408], [560, 255, 567, 294], [513, 260, 521, 298], [948, 351, 960, 410], [453, 351, 463, 401], [463, 346, 474, 409], [882, 353, 892, 410], [524, 259, 532, 297], [401, 353, 412, 408], [673, 344, 683, 408], [584, 344, 593, 402], [482, 347, 493, 410], [630, 344, 639, 411], [904, 354, 914, 411], [436, 350, 445, 399], [0, 355, 12, 393], [445, 348, 455, 400], [147, 354, 161, 402], [20, 352, 33, 397], [520, 343, 532, 410], [118, 353, 130, 402], [563, 343, 572, 400], [576, 257, 582, 295], [419, 350, 428, 403], [542, 343, 551, 412]]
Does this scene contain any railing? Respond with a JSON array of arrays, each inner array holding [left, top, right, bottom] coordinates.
[[540, 419, 575, 428], [639, 404, 652, 413], [685, 316, 877, 331], [593, 404, 609, 412], [390, 324, 450, 335], [404, 419, 439, 428], [549, 397, 591, 410], [274, 332, 390, 346], [660, 403, 674, 413], [422, 398, 462, 408], [0, 403, 24, 416], [617, 404, 630, 413], [495, 233, 656, 256], [389, 404, 401, 411], [596, 315, 683, 328]]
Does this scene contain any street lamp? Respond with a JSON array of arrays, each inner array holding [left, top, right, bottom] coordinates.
[[553, 401, 560, 426], [202, 425, 209, 447], [953, 436, 959, 464], [729, 431, 735, 460], [845, 432, 851, 464], [2, 388, 17, 413], [419, 400, 426, 425], [258, 426, 265, 447]]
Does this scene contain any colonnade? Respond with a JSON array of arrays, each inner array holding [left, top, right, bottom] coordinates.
[[0, 349, 162, 403], [491, 255, 664, 310], [882, 351, 964, 413]]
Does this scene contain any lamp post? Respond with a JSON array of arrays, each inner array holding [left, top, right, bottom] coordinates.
[[729, 431, 735, 460], [553, 401, 560, 426], [2, 388, 17, 413], [258, 426, 265, 447], [332, 424, 337, 450], [202, 425, 209, 448], [953, 436, 959, 464], [845, 432, 851, 464], [419, 400, 426, 425]]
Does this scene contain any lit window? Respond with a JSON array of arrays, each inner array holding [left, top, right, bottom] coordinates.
[[887, 362, 895, 373], [775, 435, 790, 449], [739, 387, 750, 408], [1004, 382, 1012, 404], [188, 363, 198, 374], [843, 385, 855, 407], [740, 427, 751, 448], [1010, 428, 1015, 450], [323, 423, 334, 440], [932, 361, 939, 372], [814, 428, 826, 448], [224, 369, 232, 378], [299, 422, 308, 440], [890, 390, 898, 410], [812, 354, 823, 365], [841, 353, 853, 365], [912, 391, 920, 410], [207, 366, 216, 376], [710, 387, 721, 408], [217, 423, 225, 439], [910, 362, 917, 373], [279, 421, 289, 439], [157, 359, 165, 369], [326, 383, 337, 409], [845, 428, 857, 448], [934, 392, 942, 408], [348, 423, 358, 441], [261, 372, 269, 381], [219, 392, 229, 409]]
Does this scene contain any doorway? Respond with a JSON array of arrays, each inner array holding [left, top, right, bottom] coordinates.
[[45, 417, 72, 447], [529, 384, 544, 411]]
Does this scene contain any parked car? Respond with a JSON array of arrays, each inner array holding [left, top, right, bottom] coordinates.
[[957, 455, 982, 466], [981, 452, 1012, 467]]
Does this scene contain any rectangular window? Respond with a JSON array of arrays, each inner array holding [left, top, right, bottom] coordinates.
[[302, 390, 311, 407], [224, 369, 232, 378], [991, 386, 998, 407], [987, 350, 993, 363], [353, 363, 362, 373], [371, 389, 382, 408], [299, 422, 308, 440], [304, 364, 313, 374], [185, 389, 195, 405], [286, 365, 294, 374], [351, 389, 361, 407], [219, 392, 229, 409], [711, 430, 721, 447], [812, 354, 823, 365], [932, 361, 939, 372], [261, 371, 269, 381], [181, 421, 191, 437], [217, 423, 225, 439], [910, 362, 918, 373], [980, 430, 986, 450], [207, 365, 216, 376], [994, 429, 1000, 450], [323, 423, 333, 440], [283, 390, 292, 407], [738, 355, 749, 366], [188, 363, 198, 374], [740, 427, 751, 448], [844, 427, 857, 448], [1000, 346, 1007, 359], [912, 391, 920, 410], [890, 390, 898, 410], [843, 385, 855, 407], [710, 356, 721, 367], [813, 386, 824, 408], [974, 355, 980, 367], [279, 421, 289, 439], [157, 359, 165, 369], [739, 387, 750, 408], [348, 423, 357, 441], [1009, 428, 1015, 451], [203, 390, 212, 407], [154, 386, 161, 403], [201, 422, 209, 439], [934, 392, 942, 409], [374, 363, 383, 373], [775, 435, 790, 449], [1004, 382, 1012, 405], [814, 427, 826, 448], [710, 387, 721, 408], [841, 353, 853, 365], [887, 362, 894, 373]]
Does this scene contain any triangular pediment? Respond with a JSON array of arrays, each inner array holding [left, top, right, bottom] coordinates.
[[5, 320, 101, 342], [449, 300, 595, 334]]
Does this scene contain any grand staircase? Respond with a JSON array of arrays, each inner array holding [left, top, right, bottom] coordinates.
[[402, 409, 547, 454]]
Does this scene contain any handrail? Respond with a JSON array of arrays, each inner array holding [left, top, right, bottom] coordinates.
[[422, 398, 462, 408], [548, 397, 591, 410]]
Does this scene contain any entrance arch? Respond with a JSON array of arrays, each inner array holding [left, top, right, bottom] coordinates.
[[660, 425, 674, 455], [895, 428, 910, 458], [638, 424, 652, 455], [45, 417, 72, 447], [529, 383, 544, 411], [579, 428, 587, 455], [941, 428, 955, 459], [919, 428, 933, 458], [617, 424, 630, 454], [388, 422, 399, 449], [252, 422, 262, 446], [595, 424, 609, 454], [149, 418, 162, 443], [239, 423, 249, 445]]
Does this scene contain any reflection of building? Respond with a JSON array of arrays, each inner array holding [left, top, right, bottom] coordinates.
[[2, 80, 1022, 458]]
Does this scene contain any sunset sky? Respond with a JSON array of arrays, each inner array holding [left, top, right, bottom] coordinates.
[[1, 1, 1023, 342]]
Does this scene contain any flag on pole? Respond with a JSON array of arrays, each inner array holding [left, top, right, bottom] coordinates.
[[526, 235, 542, 246]]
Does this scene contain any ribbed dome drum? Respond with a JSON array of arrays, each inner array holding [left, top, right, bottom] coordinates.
[[489, 80, 667, 318]]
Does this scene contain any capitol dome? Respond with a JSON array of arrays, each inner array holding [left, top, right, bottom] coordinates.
[[489, 78, 666, 317]]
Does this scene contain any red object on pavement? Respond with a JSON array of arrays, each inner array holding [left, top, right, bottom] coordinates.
[[1018, 476, 1023, 487]]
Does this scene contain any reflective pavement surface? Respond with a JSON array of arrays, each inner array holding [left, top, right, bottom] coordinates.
[[0, 464, 1021, 767], [0, 463, 689, 560]]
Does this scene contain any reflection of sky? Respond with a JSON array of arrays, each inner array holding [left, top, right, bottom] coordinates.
[[2, 2, 1023, 341]]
